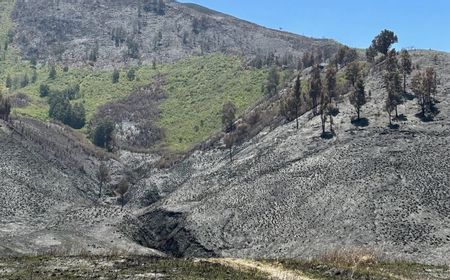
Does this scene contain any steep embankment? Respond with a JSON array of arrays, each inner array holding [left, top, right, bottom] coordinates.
[[122, 50, 450, 264]]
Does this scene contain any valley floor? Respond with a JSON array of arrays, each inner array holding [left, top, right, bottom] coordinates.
[[0, 256, 449, 280]]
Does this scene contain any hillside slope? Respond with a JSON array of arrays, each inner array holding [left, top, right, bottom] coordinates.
[[121, 50, 450, 264], [11, 0, 339, 66], [0, 119, 160, 256]]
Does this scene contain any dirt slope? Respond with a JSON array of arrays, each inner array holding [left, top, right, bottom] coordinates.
[[123, 50, 450, 264], [0, 119, 160, 256]]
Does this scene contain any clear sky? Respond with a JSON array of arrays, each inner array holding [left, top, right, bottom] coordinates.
[[178, 0, 450, 52]]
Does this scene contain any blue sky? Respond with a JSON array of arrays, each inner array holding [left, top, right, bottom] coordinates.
[[178, 0, 450, 52]]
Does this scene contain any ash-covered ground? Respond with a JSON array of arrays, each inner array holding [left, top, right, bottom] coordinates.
[[1, 50, 449, 264]]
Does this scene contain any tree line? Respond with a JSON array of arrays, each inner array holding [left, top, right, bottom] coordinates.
[[221, 29, 440, 162]]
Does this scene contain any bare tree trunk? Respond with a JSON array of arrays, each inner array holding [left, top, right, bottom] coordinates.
[[403, 74, 407, 93], [321, 113, 326, 135], [229, 147, 233, 162], [329, 114, 334, 133], [395, 106, 399, 118], [99, 182, 102, 198]]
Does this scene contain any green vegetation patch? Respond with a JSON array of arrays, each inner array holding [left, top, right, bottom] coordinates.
[[0, 3, 267, 152], [158, 54, 267, 151]]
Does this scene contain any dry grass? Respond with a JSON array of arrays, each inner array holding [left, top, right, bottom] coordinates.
[[320, 248, 379, 268]]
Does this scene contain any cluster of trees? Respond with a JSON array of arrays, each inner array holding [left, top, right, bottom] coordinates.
[[335, 46, 358, 69], [44, 84, 85, 129], [0, 93, 11, 121], [48, 92, 86, 129], [111, 27, 127, 47], [251, 51, 299, 69], [280, 63, 341, 137], [5, 71, 38, 90], [363, 29, 438, 124]]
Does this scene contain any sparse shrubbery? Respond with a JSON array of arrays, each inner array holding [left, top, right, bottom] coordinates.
[[112, 69, 120, 83], [48, 65, 57, 80], [127, 68, 136, 81]]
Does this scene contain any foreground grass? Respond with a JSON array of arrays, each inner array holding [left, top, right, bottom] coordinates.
[[265, 258, 450, 280], [1, 256, 449, 280], [0, 256, 268, 280]]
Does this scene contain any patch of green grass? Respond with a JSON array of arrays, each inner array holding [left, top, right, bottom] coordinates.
[[158, 54, 267, 151], [0, 3, 266, 152]]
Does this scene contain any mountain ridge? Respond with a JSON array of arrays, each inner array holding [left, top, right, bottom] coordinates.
[[10, 0, 340, 67]]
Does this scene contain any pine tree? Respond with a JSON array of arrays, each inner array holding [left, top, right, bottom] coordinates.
[[0, 94, 11, 121], [92, 119, 115, 151], [112, 69, 120, 83], [97, 162, 110, 198], [384, 50, 402, 119], [49, 65, 57, 80], [265, 66, 279, 96], [350, 79, 367, 120], [5, 75, 12, 89], [345, 62, 359, 88], [222, 101, 237, 133], [115, 179, 129, 210], [309, 65, 322, 115], [400, 49, 412, 93], [39, 83, 50, 97], [370, 29, 398, 56], [224, 132, 235, 162], [319, 87, 328, 136], [293, 74, 302, 129], [324, 64, 337, 130], [411, 72, 425, 116], [127, 68, 136, 81]]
